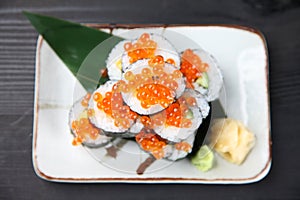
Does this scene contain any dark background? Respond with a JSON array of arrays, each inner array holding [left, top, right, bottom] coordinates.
[[0, 0, 299, 199]]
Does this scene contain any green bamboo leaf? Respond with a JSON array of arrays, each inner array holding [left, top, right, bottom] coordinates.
[[24, 11, 123, 91]]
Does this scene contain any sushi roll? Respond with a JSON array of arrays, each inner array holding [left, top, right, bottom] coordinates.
[[135, 128, 168, 160], [135, 128, 195, 161], [89, 81, 140, 135], [122, 33, 180, 72], [106, 40, 131, 80], [180, 49, 223, 102], [151, 92, 204, 142], [182, 89, 210, 119], [116, 58, 185, 115], [69, 93, 112, 148], [164, 133, 196, 161]]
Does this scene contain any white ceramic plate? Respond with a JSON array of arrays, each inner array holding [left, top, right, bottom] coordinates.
[[33, 25, 271, 183]]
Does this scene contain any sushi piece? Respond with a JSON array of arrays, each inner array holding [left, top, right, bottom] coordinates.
[[135, 98, 212, 161], [116, 58, 185, 115], [151, 92, 204, 142], [69, 93, 112, 148], [89, 81, 140, 135], [122, 33, 180, 72], [180, 49, 223, 102], [135, 128, 168, 160], [182, 89, 210, 119], [164, 133, 196, 161], [106, 40, 131, 80], [135, 128, 195, 161]]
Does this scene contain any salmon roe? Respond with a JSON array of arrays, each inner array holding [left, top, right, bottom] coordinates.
[[71, 117, 100, 145], [166, 58, 175, 65], [124, 33, 157, 64], [175, 142, 192, 152], [140, 116, 153, 128], [180, 49, 208, 88], [148, 55, 164, 67], [87, 108, 95, 117], [150, 112, 165, 126], [93, 90, 138, 129], [165, 101, 192, 128], [81, 93, 91, 107], [165, 102, 182, 127], [137, 83, 174, 109], [136, 129, 167, 159], [186, 96, 197, 107]]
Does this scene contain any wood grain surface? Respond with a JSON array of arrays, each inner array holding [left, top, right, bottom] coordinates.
[[0, 0, 299, 199]]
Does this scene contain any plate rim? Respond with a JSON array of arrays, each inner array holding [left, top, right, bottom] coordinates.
[[32, 24, 272, 184]]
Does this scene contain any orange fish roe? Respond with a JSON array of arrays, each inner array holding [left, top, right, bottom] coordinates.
[[151, 112, 165, 126], [100, 68, 108, 78], [149, 56, 182, 88], [81, 93, 91, 107], [148, 55, 177, 68], [165, 101, 192, 128], [148, 55, 164, 67], [186, 96, 197, 107], [136, 83, 174, 109], [93, 92, 102, 102], [166, 58, 175, 65], [135, 129, 167, 159], [113, 80, 129, 93], [140, 116, 153, 128], [93, 90, 137, 129], [71, 118, 100, 145], [87, 108, 95, 117], [165, 102, 182, 127], [175, 142, 192, 152], [124, 33, 157, 64], [180, 49, 208, 88], [178, 94, 197, 108]]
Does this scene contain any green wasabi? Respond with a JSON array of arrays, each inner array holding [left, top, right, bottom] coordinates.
[[191, 145, 214, 172]]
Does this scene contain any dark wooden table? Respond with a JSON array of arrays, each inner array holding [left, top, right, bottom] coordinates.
[[1, 0, 299, 199]]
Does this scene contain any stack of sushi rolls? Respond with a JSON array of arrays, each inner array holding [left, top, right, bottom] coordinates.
[[69, 32, 223, 161]]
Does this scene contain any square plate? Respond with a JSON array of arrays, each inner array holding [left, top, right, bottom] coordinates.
[[33, 25, 271, 183]]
